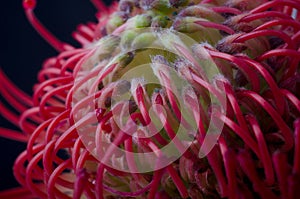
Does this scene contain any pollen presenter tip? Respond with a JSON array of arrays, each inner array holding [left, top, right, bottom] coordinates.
[[23, 0, 36, 10]]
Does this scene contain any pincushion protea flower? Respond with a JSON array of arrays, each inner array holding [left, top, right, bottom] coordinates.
[[1, 0, 300, 198]]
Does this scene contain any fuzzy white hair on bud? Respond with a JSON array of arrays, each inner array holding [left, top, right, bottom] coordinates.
[[130, 77, 146, 98]]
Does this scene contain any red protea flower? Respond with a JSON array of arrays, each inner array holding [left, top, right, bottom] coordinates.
[[1, 0, 300, 198]]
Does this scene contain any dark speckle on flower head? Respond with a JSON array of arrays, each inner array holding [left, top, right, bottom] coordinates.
[[119, 0, 135, 13], [169, 0, 188, 8]]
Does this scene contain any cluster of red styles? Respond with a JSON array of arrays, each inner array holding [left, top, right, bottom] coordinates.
[[0, 0, 300, 198]]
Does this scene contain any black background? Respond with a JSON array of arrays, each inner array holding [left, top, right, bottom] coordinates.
[[0, 0, 111, 191]]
